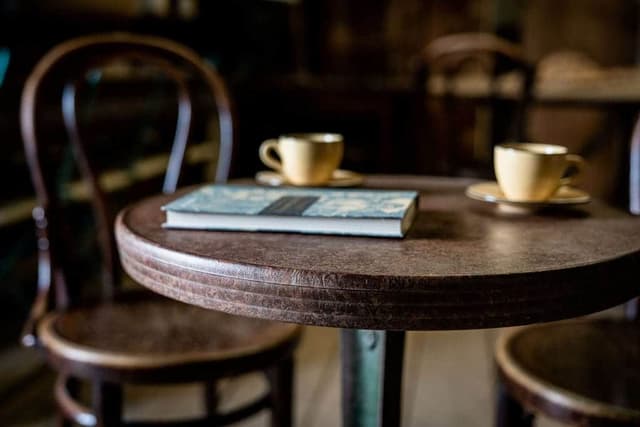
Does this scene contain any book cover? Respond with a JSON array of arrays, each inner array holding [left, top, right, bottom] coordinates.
[[162, 185, 418, 237]]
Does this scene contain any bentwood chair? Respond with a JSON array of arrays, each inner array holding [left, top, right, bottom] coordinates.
[[494, 116, 640, 427], [20, 33, 301, 427], [414, 32, 535, 176]]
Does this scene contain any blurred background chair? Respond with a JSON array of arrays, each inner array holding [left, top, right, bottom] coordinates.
[[495, 320, 640, 427], [20, 32, 301, 427], [414, 32, 535, 177], [493, 114, 640, 427]]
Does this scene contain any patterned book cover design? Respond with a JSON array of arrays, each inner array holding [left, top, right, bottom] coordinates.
[[162, 185, 417, 219]]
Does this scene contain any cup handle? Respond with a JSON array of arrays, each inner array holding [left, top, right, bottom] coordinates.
[[259, 139, 282, 172], [560, 154, 585, 187]]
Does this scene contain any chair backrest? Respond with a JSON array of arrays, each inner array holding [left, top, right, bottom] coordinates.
[[622, 114, 640, 320], [20, 33, 234, 346], [414, 32, 535, 176], [631, 115, 640, 216]]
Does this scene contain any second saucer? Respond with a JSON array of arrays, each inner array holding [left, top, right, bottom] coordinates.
[[466, 181, 590, 213]]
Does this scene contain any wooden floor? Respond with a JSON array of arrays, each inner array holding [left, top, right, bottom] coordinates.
[[0, 326, 571, 427]]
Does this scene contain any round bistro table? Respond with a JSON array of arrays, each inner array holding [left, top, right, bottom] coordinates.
[[115, 175, 640, 427]]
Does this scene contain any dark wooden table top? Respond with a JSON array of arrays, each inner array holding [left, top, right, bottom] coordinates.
[[115, 175, 640, 330]]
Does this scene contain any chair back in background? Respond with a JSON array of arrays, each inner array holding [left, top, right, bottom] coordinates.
[[414, 32, 534, 176]]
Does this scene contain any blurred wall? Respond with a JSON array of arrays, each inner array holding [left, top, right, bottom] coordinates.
[[523, 0, 637, 66], [521, 0, 637, 199]]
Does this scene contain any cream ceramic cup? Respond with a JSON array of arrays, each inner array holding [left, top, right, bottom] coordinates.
[[494, 143, 585, 201], [259, 133, 344, 185]]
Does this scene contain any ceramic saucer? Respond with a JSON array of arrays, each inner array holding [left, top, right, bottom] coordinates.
[[255, 169, 364, 188], [466, 181, 591, 213]]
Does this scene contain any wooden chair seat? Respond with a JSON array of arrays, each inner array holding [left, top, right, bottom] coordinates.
[[496, 319, 640, 426], [39, 291, 301, 383]]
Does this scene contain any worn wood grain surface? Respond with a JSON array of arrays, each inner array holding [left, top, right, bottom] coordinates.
[[116, 175, 640, 330]]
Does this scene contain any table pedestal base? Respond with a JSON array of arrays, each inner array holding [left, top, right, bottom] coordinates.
[[341, 330, 406, 427]]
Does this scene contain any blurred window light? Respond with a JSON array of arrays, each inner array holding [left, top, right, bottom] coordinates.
[[0, 48, 10, 87]]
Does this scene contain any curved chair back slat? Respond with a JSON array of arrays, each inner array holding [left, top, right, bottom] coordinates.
[[630, 113, 640, 216]]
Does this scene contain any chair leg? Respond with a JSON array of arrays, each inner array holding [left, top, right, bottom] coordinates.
[[267, 356, 294, 427], [204, 381, 220, 421], [57, 377, 79, 427], [496, 381, 534, 427], [92, 380, 123, 427]]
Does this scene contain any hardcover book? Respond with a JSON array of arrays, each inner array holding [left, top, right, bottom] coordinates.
[[162, 185, 418, 238]]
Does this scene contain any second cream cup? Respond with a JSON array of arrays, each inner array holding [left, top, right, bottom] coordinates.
[[259, 133, 344, 186], [494, 143, 585, 202]]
